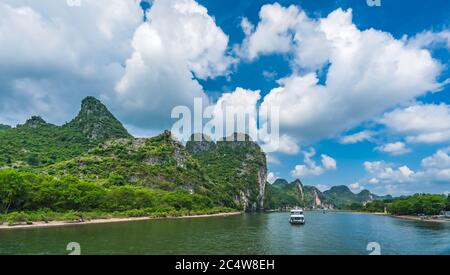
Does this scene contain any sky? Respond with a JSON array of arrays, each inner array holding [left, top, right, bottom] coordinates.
[[0, 0, 449, 196]]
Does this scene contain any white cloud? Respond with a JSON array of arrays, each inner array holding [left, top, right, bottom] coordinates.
[[291, 148, 336, 177], [316, 184, 330, 192], [380, 103, 450, 144], [340, 131, 374, 144], [267, 172, 277, 184], [116, 0, 234, 130], [349, 182, 364, 191], [421, 148, 450, 169], [266, 154, 281, 165], [363, 161, 414, 183], [240, 17, 255, 36], [239, 4, 302, 60], [375, 142, 411, 156], [408, 30, 450, 50], [207, 87, 260, 141], [416, 148, 450, 183], [276, 134, 300, 155], [262, 70, 277, 80], [250, 6, 442, 143], [0, 0, 142, 125], [0, 0, 234, 133], [361, 148, 450, 194], [322, 154, 337, 170]]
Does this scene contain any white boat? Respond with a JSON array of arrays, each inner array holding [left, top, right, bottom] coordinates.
[[289, 208, 305, 225]]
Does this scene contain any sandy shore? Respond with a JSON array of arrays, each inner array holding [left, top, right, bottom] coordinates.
[[392, 215, 450, 223], [0, 212, 242, 230]]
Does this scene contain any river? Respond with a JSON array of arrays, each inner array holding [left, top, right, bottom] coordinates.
[[0, 211, 449, 255]]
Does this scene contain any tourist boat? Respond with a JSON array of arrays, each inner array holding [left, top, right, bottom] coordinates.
[[289, 208, 305, 225]]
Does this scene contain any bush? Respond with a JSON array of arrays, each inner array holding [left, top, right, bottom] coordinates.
[[7, 212, 30, 226]]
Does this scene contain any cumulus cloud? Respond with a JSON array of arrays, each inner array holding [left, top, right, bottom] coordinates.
[[362, 148, 450, 194], [248, 5, 442, 143], [0, 0, 142, 125], [421, 148, 450, 169], [267, 172, 278, 184], [340, 131, 375, 144], [239, 3, 330, 70], [116, 0, 234, 130], [349, 182, 364, 191], [291, 148, 336, 177], [416, 148, 450, 182], [375, 142, 411, 156], [408, 30, 450, 50], [275, 134, 300, 155], [0, 0, 235, 134], [379, 103, 450, 144], [363, 161, 415, 184]]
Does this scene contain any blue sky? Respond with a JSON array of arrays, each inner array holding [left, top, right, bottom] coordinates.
[[194, 0, 450, 195], [0, 0, 449, 196]]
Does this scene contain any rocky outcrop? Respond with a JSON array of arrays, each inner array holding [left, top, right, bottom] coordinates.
[[22, 116, 49, 128], [186, 133, 267, 212], [257, 163, 268, 210], [293, 179, 305, 202]]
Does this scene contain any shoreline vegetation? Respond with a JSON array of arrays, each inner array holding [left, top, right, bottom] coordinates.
[[0, 208, 240, 230]]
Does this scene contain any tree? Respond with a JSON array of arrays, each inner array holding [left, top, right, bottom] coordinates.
[[0, 170, 27, 214], [446, 195, 450, 211]]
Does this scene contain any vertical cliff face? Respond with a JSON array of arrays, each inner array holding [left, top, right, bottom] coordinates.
[[293, 179, 305, 203], [257, 162, 268, 210], [314, 189, 322, 208], [186, 133, 267, 212]]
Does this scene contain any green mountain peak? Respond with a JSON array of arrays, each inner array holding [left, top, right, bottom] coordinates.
[[66, 96, 131, 141], [273, 179, 289, 186], [22, 116, 49, 128]]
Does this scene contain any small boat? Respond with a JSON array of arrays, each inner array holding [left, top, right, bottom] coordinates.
[[289, 208, 305, 225]]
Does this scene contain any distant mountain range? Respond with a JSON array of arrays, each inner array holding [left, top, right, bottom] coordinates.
[[265, 179, 392, 209]]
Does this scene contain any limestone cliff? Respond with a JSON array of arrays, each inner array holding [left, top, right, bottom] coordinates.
[[186, 133, 267, 212]]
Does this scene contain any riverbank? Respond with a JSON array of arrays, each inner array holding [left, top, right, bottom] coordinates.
[[0, 211, 242, 230], [325, 210, 450, 222], [393, 215, 450, 223]]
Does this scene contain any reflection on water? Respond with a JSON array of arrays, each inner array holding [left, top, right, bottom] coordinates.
[[0, 212, 449, 255]]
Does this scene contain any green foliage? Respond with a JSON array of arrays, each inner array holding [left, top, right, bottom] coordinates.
[[0, 123, 92, 168], [0, 124, 11, 131], [0, 97, 131, 169], [446, 195, 450, 211], [343, 200, 387, 213], [0, 98, 259, 217], [0, 170, 28, 213], [387, 194, 446, 215], [0, 170, 220, 217], [65, 96, 131, 141], [346, 202, 365, 211], [264, 182, 302, 209], [342, 194, 446, 216], [42, 131, 213, 197], [187, 134, 267, 210], [2, 207, 236, 226]]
